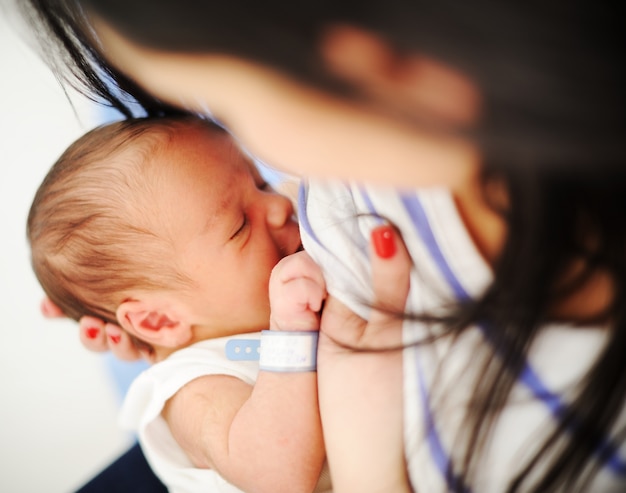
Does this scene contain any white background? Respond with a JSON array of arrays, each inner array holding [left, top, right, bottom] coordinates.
[[0, 6, 137, 492]]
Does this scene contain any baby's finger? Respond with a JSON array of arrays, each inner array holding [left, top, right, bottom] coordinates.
[[286, 276, 327, 313], [270, 277, 325, 331], [104, 323, 143, 362], [272, 250, 325, 290]]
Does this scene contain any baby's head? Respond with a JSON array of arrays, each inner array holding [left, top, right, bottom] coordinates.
[[28, 116, 301, 358]]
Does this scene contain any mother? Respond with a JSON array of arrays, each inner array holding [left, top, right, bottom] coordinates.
[[23, 1, 626, 492]]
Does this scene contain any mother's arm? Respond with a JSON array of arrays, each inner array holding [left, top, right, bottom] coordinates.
[[317, 225, 411, 493]]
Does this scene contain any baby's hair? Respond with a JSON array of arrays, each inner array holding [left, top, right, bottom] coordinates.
[[28, 115, 223, 325]]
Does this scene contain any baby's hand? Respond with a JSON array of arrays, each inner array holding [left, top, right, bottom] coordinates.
[[269, 251, 326, 332]]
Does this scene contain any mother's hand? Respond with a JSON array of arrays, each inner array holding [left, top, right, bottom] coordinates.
[[317, 225, 412, 493], [41, 297, 145, 361]]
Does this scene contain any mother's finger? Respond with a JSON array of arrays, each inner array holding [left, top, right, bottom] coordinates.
[[78, 315, 109, 352], [371, 225, 411, 309], [362, 224, 412, 348], [104, 323, 145, 362], [40, 297, 65, 318], [78, 316, 143, 361]]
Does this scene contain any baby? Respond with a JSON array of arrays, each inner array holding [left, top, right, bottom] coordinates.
[[27, 116, 330, 493]]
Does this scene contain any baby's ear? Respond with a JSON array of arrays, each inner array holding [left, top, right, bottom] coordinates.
[[116, 299, 192, 348]]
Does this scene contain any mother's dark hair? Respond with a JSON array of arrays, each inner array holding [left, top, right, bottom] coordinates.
[[24, 0, 624, 172], [20, 1, 626, 491]]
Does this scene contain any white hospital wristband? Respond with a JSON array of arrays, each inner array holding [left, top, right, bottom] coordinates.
[[259, 330, 318, 372]]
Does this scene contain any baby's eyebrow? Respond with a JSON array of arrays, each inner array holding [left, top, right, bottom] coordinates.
[[200, 173, 239, 236], [200, 212, 219, 236]]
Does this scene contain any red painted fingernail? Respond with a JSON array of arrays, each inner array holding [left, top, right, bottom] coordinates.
[[372, 225, 396, 259], [109, 334, 122, 344], [85, 327, 99, 339]]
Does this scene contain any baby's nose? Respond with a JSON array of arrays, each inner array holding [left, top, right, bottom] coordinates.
[[266, 194, 294, 228]]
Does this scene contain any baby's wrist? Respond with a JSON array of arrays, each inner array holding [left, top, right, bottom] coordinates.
[[269, 312, 321, 333], [259, 330, 318, 372]]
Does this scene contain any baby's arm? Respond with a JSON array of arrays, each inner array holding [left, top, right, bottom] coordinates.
[[163, 251, 326, 493]]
